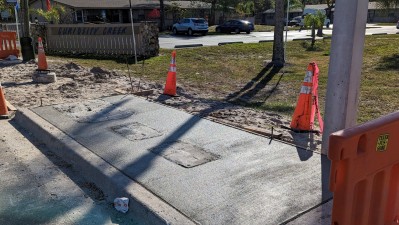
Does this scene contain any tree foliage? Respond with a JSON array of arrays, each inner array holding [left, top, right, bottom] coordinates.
[[0, 0, 14, 17], [374, 0, 399, 8], [32, 5, 66, 24], [235, 1, 255, 16]]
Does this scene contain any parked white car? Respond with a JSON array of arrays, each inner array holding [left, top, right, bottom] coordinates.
[[172, 18, 208, 36], [298, 14, 331, 28]]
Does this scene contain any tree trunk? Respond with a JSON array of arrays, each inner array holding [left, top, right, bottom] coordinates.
[[159, 0, 165, 31], [317, 27, 323, 37], [21, 0, 30, 37], [210, 0, 217, 25], [326, 0, 335, 23], [311, 24, 316, 48], [272, 0, 285, 67]]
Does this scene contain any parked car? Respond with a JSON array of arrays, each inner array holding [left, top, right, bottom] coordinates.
[[296, 14, 331, 28], [289, 16, 302, 26], [172, 18, 208, 36], [215, 20, 254, 34]]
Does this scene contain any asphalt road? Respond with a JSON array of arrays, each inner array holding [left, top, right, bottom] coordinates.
[[159, 24, 398, 49]]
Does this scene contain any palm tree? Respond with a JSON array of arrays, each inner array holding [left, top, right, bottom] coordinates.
[[303, 11, 326, 48]]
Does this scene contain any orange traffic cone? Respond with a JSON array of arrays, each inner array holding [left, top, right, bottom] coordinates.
[[290, 62, 324, 133], [37, 37, 48, 71], [163, 51, 177, 96], [0, 82, 10, 119]]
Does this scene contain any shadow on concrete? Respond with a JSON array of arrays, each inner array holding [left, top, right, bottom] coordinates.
[[278, 154, 332, 225], [292, 132, 315, 162], [8, 119, 144, 225]]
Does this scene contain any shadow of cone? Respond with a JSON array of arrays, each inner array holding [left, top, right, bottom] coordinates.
[[37, 37, 48, 71], [163, 51, 177, 96], [0, 83, 10, 119]]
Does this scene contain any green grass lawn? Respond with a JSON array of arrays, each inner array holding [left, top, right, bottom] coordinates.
[[49, 35, 399, 124], [375, 23, 397, 26]]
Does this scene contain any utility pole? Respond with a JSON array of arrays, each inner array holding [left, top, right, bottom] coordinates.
[[128, 0, 138, 64], [20, 0, 35, 61], [321, 0, 369, 154]]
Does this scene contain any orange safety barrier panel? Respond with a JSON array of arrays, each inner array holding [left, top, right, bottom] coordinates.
[[329, 111, 399, 225], [0, 32, 19, 59]]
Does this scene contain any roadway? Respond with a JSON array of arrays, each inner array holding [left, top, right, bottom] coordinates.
[[159, 24, 398, 49]]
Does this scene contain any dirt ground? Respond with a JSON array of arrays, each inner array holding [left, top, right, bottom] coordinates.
[[0, 60, 322, 152]]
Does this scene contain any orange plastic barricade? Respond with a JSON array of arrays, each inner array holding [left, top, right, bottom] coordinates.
[[329, 111, 399, 225], [0, 32, 19, 59]]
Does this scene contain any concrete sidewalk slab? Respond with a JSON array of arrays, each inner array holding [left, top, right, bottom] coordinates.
[[0, 120, 144, 225], [21, 95, 332, 224]]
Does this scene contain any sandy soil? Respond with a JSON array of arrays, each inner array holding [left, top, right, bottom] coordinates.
[[0, 60, 322, 152]]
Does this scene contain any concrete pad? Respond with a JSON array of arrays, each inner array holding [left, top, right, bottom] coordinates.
[[32, 70, 57, 83], [26, 95, 332, 224]]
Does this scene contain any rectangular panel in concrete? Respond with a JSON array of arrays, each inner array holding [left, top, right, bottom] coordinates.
[[149, 140, 219, 168], [112, 122, 163, 141], [53, 99, 134, 123]]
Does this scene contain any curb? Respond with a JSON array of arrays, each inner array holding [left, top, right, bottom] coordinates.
[[323, 36, 332, 40], [259, 40, 273, 43], [218, 41, 244, 46], [372, 33, 388, 35], [174, 44, 203, 48], [14, 109, 197, 225], [292, 38, 312, 41]]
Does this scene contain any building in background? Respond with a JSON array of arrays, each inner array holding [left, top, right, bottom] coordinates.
[[261, 2, 399, 25], [28, 0, 233, 27]]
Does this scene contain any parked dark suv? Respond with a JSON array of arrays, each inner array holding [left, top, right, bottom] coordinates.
[[215, 20, 255, 34]]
